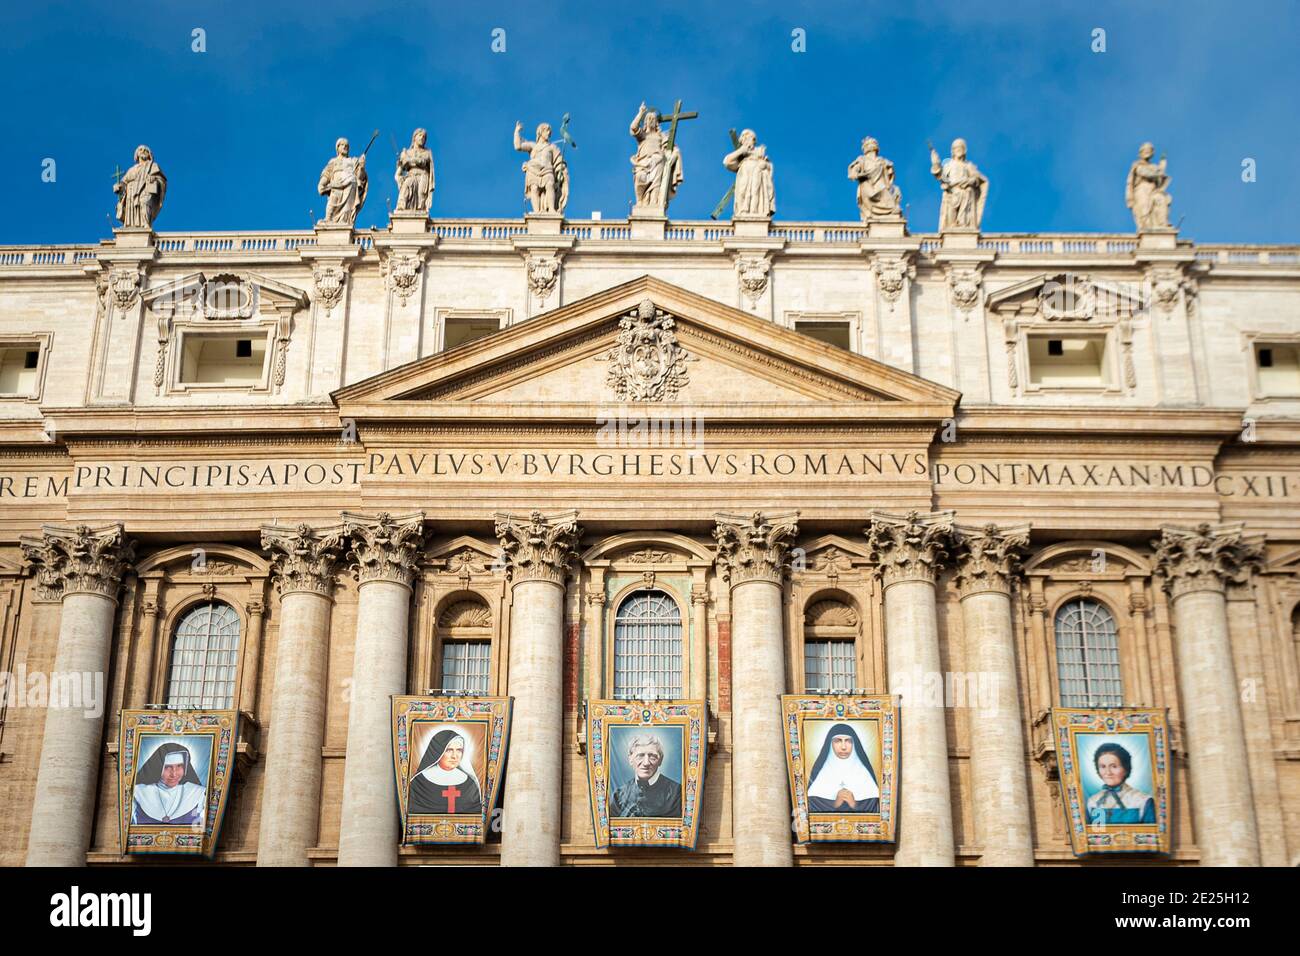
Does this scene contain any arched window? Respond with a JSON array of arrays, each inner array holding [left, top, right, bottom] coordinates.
[[437, 598, 492, 693], [613, 590, 683, 699], [803, 598, 858, 692], [167, 601, 241, 709], [1054, 597, 1122, 707]]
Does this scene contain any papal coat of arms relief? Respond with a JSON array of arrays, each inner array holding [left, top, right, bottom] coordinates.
[[601, 298, 693, 401]]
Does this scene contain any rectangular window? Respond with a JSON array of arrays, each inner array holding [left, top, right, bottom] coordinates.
[[795, 321, 852, 351], [178, 333, 268, 386], [805, 640, 855, 692], [444, 316, 502, 351], [1255, 342, 1300, 396], [0, 344, 43, 396], [1027, 333, 1109, 387], [440, 641, 491, 693]]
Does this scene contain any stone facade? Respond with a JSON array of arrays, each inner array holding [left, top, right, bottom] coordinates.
[[0, 214, 1298, 866]]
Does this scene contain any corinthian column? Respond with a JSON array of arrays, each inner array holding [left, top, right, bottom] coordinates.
[[496, 510, 581, 867], [257, 522, 346, 867], [1154, 522, 1264, 866], [866, 510, 956, 866], [21, 524, 134, 866], [337, 512, 425, 867], [714, 511, 799, 867], [953, 523, 1034, 867]]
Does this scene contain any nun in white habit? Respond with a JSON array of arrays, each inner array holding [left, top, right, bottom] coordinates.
[[132, 742, 207, 826], [806, 723, 880, 813]]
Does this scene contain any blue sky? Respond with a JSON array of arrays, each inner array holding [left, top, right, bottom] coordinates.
[[1, 1, 1296, 243]]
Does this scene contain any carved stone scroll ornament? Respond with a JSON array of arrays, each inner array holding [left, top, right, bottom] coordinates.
[[20, 524, 135, 602], [273, 310, 292, 387], [111, 268, 142, 311], [381, 252, 423, 305], [1152, 523, 1263, 600], [261, 522, 347, 596], [526, 255, 560, 304], [952, 523, 1030, 598], [342, 511, 426, 588], [154, 313, 172, 390], [864, 510, 955, 587], [713, 511, 800, 586], [601, 298, 692, 402], [313, 266, 347, 314], [948, 267, 982, 313], [734, 255, 771, 308], [1149, 268, 1185, 314], [873, 256, 914, 311], [493, 510, 582, 586]]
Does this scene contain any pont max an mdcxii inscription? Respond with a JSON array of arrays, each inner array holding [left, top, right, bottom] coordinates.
[[0, 452, 1293, 499]]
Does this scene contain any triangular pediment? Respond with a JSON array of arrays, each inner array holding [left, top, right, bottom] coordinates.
[[987, 272, 1143, 321], [334, 276, 958, 417], [141, 270, 309, 316]]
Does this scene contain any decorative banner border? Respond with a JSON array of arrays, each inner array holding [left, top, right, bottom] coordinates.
[[117, 709, 238, 858], [391, 695, 512, 846], [781, 695, 899, 844], [1053, 707, 1172, 856], [586, 699, 707, 850]]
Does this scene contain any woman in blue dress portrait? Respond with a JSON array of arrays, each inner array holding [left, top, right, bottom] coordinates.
[[806, 722, 879, 813], [1086, 741, 1155, 825]]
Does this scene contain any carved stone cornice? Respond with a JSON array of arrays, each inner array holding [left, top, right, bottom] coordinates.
[[1153, 522, 1264, 600], [341, 511, 426, 588], [493, 510, 582, 586], [952, 522, 1030, 598], [864, 510, 955, 588], [20, 523, 134, 602], [713, 511, 800, 587], [260, 522, 347, 597]]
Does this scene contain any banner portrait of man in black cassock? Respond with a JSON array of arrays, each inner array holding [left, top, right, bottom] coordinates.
[[408, 726, 483, 816], [608, 730, 683, 818]]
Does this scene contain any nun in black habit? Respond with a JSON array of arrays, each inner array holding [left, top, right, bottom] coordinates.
[[408, 728, 483, 815], [132, 741, 207, 826]]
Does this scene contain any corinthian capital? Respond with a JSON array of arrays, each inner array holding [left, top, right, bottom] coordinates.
[[713, 511, 800, 586], [494, 510, 582, 586], [953, 522, 1030, 598], [865, 510, 955, 587], [341, 511, 426, 588], [261, 522, 347, 596], [20, 523, 134, 602], [1153, 522, 1263, 599]]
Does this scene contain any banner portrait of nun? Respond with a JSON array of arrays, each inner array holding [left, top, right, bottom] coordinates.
[[805, 721, 879, 814], [118, 709, 237, 857], [781, 695, 898, 843], [132, 737, 210, 826], [408, 723, 485, 816]]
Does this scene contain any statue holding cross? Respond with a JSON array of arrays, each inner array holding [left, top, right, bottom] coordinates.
[[629, 99, 696, 213]]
